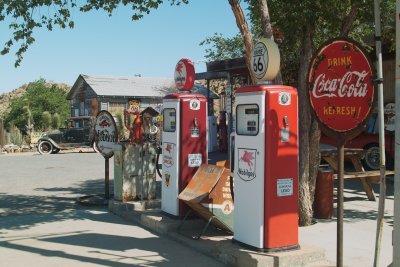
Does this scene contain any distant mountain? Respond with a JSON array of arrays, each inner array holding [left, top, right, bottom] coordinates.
[[0, 82, 71, 118]]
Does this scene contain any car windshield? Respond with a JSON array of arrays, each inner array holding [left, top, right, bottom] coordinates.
[[69, 118, 91, 128]]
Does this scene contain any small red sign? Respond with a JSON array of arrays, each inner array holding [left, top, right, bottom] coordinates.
[[308, 38, 375, 134], [174, 58, 195, 91]]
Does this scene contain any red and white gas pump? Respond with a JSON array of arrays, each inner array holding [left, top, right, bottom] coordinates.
[[161, 59, 208, 217], [233, 85, 299, 251], [232, 39, 299, 251]]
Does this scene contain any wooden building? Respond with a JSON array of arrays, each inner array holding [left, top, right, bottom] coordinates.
[[67, 74, 175, 117]]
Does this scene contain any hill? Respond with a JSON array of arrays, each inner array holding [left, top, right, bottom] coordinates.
[[0, 82, 71, 118]]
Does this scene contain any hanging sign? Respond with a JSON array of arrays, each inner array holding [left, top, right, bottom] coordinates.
[[252, 38, 281, 82], [308, 37, 376, 138], [174, 58, 195, 91], [95, 110, 118, 159]]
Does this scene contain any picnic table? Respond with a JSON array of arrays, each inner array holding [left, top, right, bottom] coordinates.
[[320, 144, 394, 201]]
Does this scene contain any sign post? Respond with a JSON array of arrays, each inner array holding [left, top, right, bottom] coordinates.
[[308, 38, 376, 267], [95, 110, 118, 200]]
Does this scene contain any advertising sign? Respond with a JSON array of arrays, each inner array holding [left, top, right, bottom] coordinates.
[[174, 58, 195, 91], [95, 110, 118, 158], [252, 38, 281, 82], [308, 38, 376, 138], [127, 100, 141, 114]]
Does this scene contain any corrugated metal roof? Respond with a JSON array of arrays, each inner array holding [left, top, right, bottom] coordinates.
[[68, 74, 175, 99]]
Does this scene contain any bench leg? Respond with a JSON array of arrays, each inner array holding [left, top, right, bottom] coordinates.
[[360, 177, 376, 201]]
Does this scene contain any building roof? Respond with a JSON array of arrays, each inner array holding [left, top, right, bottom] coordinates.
[[67, 74, 175, 100]]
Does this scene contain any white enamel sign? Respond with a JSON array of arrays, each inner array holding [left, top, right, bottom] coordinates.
[[95, 110, 118, 158]]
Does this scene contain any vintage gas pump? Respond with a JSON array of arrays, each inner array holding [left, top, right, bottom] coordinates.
[[218, 92, 228, 152], [232, 39, 299, 251], [161, 59, 208, 217]]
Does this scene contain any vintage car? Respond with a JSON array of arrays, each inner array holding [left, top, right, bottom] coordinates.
[[37, 116, 99, 154], [320, 104, 396, 170], [320, 131, 394, 170]]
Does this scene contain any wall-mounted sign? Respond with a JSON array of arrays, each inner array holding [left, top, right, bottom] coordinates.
[[174, 58, 195, 91], [127, 100, 141, 114], [95, 110, 118, 159], [252, 38, 281, 82], [308, 38, 376, 138]]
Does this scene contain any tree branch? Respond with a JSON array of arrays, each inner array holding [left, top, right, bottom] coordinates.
[[228, 0, 256, 84]]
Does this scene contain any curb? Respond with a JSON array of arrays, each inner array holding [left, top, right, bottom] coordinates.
[[108, 199, 327, 267]]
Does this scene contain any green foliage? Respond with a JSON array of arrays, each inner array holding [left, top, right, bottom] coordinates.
[[3, 79, 70, 132], [115, 112, 125, 140], [200, 33, 245, 61], [9, 126, 24, 146], [41, 111, 52, 131], [0, 0, 188, 67], [52, 113, 61, 129]]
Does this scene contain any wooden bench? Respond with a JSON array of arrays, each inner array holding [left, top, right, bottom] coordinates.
[[342, 170, 395, 184], [333, 170, 395, 201]]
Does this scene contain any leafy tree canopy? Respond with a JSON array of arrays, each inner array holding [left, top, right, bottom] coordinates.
[[3, 79, 70, 132], [200, 33, 244, 61], [200, 0, 395, 84], [0, 0, 188, 67]]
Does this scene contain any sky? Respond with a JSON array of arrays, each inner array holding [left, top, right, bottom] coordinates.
[[0, 1, 243, 94]]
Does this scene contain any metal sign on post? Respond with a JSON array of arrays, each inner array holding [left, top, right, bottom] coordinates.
[[252, 38, 281, 82], [95, 110, 118, 200], [307, 37, 376, 267]]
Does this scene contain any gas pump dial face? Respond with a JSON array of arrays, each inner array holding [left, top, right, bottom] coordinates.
[[190, 99, 200, 110]]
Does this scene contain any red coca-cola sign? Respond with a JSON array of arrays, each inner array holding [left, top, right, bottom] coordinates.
[[308, 38, 375, 135]]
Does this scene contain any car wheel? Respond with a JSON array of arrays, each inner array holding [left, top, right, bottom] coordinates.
[[92, 142, 100, 153], [51, 148, 60, 154], [362, 144, 380, 170], [38, 141, 53, 155]]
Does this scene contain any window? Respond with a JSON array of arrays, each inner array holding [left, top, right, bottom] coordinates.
[[163, 108, 176, 132], [236, 104, 259, 135]]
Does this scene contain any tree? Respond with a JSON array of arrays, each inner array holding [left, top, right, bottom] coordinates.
[[200, 33, 244, 61], [22, 98, 33, 145], [52, 113, 61, 129], [3, 79, 70, 131], [0, 0, 188, 67], [41, 111, 52, 131]]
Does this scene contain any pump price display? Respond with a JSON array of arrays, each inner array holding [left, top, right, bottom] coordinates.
[[188, 153, 202, 167]]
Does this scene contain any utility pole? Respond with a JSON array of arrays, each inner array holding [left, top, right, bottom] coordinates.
[[393, 1, 400, 266]]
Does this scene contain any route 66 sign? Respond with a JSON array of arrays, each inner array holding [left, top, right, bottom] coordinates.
[[252, 38, 281, 82]]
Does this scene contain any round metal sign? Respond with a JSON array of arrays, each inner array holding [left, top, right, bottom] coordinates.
[[252, 38, 281, 82], [95, 110, 118, 159], [308, 38, 376, 138], [174, 58, 195, 91]]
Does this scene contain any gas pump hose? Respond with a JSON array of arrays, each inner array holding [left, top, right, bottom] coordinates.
[[156, 145, 162, 178], [229, 175, 234, 201]]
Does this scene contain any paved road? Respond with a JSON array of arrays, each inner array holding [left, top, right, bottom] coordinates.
[[0, 151, 224, 267]]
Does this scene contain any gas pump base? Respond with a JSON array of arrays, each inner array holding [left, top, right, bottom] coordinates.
[[232, 239, 300, 253], [108, 200, 328, 267]]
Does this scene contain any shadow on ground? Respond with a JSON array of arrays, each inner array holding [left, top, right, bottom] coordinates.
[[0, 179, 116, 230]]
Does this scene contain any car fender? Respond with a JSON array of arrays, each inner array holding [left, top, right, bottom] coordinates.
[[38, 137, 62, 150]]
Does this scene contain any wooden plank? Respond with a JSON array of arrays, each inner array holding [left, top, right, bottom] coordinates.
[[342, 171, 395, 179]]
